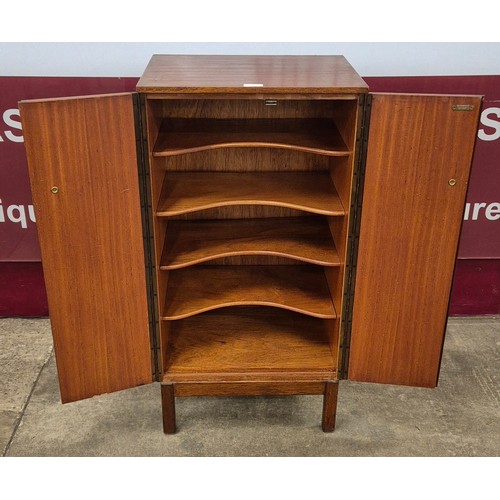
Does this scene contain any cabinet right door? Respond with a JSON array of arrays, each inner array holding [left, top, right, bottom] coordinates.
[[348, 93, 481, 387]]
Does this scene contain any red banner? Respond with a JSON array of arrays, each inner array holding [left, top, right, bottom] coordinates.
[[0, 77, 138, 261], [364, 76, 500, 259], [1, 75, 499, 262], [0, 74, 499, 316]]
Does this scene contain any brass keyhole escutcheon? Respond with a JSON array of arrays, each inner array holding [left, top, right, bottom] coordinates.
[[51, 186, 59, 194], [448, 179, 457, 186]]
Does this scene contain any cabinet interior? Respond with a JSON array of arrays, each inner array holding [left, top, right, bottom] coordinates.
[[144, 96, 360, 382]]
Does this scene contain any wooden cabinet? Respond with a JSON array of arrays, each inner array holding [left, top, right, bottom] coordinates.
[[19, 56, 481, 433]]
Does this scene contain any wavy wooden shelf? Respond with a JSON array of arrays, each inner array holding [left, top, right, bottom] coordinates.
[[162, 308, 336, 383], [160, 217, 340, 270], [153, 119, 350, 157], [162, 265, 336, 320], [156, 172, 345, 217]]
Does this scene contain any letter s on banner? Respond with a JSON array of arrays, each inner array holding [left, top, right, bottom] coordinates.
[[2, 108, 24, 143], [478, 107, 500, 141]]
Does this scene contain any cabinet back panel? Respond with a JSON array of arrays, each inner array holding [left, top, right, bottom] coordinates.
[[157, 98, 356, 120], [160, 148, 332, 172], [349, 93, 481, 387], [19, 94, 153, 402], [170, 206, 310, 220]]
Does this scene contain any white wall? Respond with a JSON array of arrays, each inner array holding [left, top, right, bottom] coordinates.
[[1, 43, 500, 77]]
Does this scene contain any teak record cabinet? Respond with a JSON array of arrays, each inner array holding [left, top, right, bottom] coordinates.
[[20, 55, 481, 433]]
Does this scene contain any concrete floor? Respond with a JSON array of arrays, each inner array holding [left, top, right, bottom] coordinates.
[[0, 316, 498, 456]]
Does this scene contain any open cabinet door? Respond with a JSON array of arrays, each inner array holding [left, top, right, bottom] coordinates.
[[348, 93, 481, 387], [19, 93, 153, 402]]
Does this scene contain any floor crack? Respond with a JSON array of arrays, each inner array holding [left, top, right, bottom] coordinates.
[[2, 348, 54, 456]]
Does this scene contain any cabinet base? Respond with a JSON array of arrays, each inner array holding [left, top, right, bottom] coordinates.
[[160, 380, 339, 434]]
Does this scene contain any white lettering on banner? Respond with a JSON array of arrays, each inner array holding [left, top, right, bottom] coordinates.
[[478, 107, 500, 142], [0, 109, 23, 143], [0, 199, 36, 228], [464, 202, 500, 221]]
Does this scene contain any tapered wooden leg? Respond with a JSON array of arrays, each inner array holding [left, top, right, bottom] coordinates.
[[161, 383, 176, 434], [322, 380, 339, 432]]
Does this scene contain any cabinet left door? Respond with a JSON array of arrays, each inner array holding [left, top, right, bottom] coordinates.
[[19, 93, 153, 403]]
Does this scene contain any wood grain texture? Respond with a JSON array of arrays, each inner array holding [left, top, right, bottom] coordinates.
[[159, 147, 333, 173], [156, 172, 345, 217], [147, 93, 359, 101], [155, 97, 357, 120], [349, 94, 481, 387], [160, 217, 340, 269], [162, 265, 336, 320], [19, 93, 152, 402], [170, 206, 316, 221], [153, 119, 349, 157], [322, 380, 339, 432], [137, 55, 368, 94], [161, 384, 176, 434], [162, 308, 336, 382], [173, 382, 326, 397]]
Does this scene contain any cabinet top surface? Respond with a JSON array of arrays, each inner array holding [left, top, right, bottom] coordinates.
[[136, 55, 368, 94]]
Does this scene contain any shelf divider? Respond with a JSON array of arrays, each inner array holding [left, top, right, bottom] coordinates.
[[162, 265, 336, 320], [156, 172, 345, 217], [160, 217, 341, 269]]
